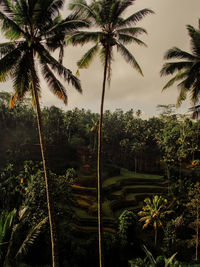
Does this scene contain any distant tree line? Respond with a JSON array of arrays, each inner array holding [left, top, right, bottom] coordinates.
[[1, 92, 200, 177]]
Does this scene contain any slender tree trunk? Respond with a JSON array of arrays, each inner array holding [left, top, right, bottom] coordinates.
[[33, 89, 59, 267], [30, 56, 59, 267], [97, 47, 109, 267]]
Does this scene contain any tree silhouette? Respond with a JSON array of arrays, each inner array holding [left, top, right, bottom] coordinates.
[[0, 0, 86, 266], [68, 0, 153, 265]]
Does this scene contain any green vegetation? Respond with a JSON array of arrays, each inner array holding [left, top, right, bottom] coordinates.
[[1, 91, 200, 266], [0, 0, 200, 266]]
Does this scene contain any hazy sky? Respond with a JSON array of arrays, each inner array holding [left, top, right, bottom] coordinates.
[[1, 0, 200, 117]]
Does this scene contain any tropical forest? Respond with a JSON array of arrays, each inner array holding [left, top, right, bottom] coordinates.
[[0, 0, 200, 267]]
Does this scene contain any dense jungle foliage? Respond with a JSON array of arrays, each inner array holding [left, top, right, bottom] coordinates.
[[0, 92, 200, 266]]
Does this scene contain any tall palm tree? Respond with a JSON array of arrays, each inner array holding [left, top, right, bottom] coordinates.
[[0, 0, 86, 266], [161, 20, 200, 106], [138, 195, 171, 246], [68, 1, 153, 266]]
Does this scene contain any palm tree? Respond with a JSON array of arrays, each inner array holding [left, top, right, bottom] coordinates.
[[138, 195, 171, 246], [161, 20, 200, 106], [68, 0, 153, 265], [0, 1, 86, 266]]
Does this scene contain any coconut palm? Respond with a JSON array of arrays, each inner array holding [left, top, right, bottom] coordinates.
[[68, 0, 153, 265], [0, 0, 86, 266], [138, 195, 171, 246], [161, 20, 200, 106]]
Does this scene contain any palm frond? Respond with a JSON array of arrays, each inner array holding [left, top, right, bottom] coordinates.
[[117, 27, 147, 36], [41, 61, 68, 104], [162, 70, 188, 90], [0, 44, 25, 82], [119, 9, 154, 27], [66, 31, 101, 46], [143, 245, 157, 266], [160, 61, 193, 76], [77, 43, 99, 69], [35, 43, 81, 92], [45, 13, 89, 39], [190, 78, 200, 104], [0, 209, 16, 243], [0, 42, 17, 57], [187, 24, 200, 57], [176, 81, 189, 106], [0, 10, 25, 39], [34, 0, 65, 28], [117, 42, 143, 75], [118, 33, 146, 46], [165, 253, 177, 267], [12, 51, 32, 99], [15, 217, 48, 258], [69, 0, 96, 21], [164, 47, 196, 61], [111, 0, 133, 21], [45, 15, 90, 52], [1, 0, 14, 15], [2, 209, 16, 239]]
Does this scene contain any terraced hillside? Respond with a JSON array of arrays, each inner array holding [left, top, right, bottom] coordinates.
[[71, 169, 167, 233]]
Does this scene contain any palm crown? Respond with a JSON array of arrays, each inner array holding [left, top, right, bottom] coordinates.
[[138, 195, 171, 245], [0, 0, 87, 105], [161, 20, 200, 106], [68, 0, 154, 80]]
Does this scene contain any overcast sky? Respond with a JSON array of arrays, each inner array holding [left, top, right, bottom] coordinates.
[[1, 0, 200, 117]]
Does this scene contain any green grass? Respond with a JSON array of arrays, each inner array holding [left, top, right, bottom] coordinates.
[[121, 168, 162, 179], [73, 207, 94, 219], [111, 190, 124, 196], [103, 168, 163, 187]]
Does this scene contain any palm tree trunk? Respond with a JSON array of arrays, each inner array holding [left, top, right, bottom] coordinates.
[[33, 88, 59, 267], [30, 54, 59, 267], [97, 47, 109, 267]]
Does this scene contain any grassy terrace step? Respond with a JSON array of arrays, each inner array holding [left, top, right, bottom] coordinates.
[[103, 169, 163, 187], [70, 170, 167, 232], [122, 185, 167, 194], [72, 184, 96, 195]]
